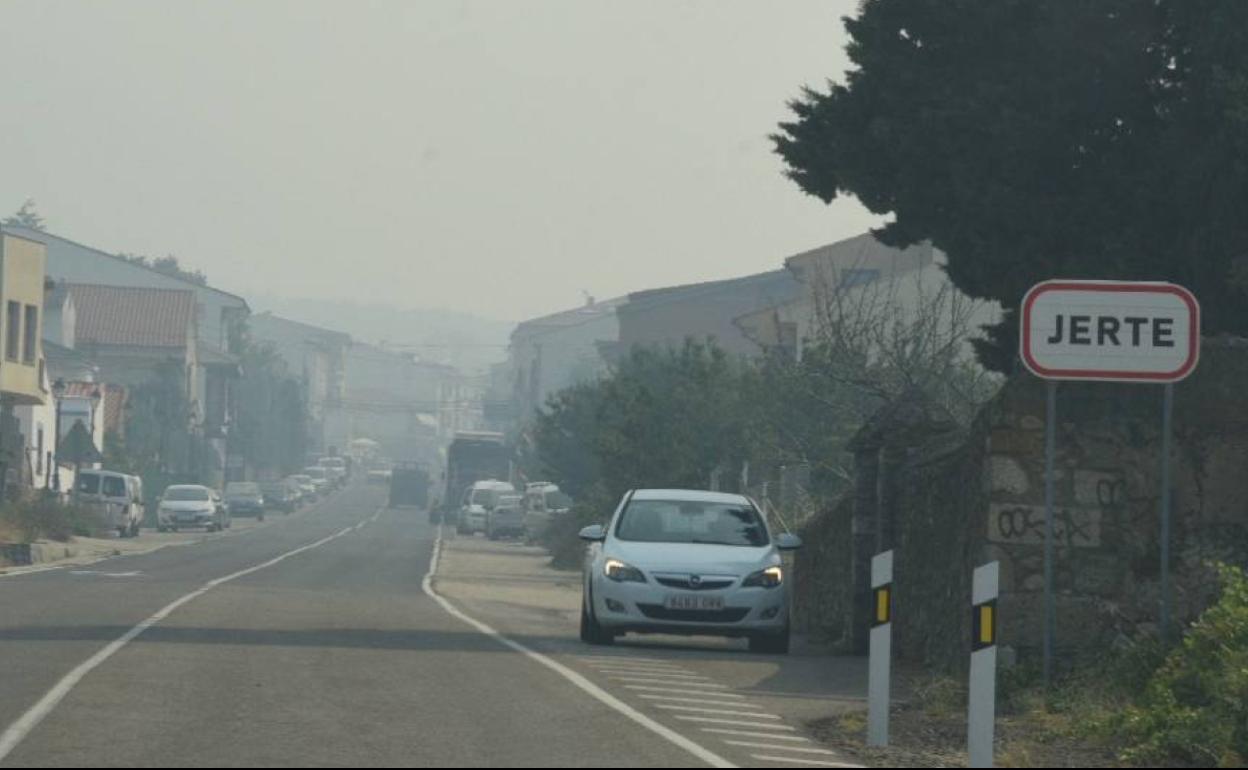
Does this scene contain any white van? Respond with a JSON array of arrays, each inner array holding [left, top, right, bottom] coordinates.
[[75, 470, 144, 538], [524, 482, 572, 543], [457, 479, 517, 535]]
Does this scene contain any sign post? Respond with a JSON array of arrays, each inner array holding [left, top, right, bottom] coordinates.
[[1021, 280, 1200, 684], [867, 550, 893, 747], [968, 561, 999, 769]]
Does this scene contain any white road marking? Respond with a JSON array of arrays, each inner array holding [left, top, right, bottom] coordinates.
[[656, 704, 782, 719], [611, 676, 730, 689], [422, 528, 735, 769], [751, 755, 862, 768], [724, 741, 839, 755], [700, 729, 810, 742], [625, 685, 746, 699], [675, 716, 796, 730], [595, 669, 710, 680], [68, 571, 144, 578], [579, 656, 677, 665], [641, 694, 762, 708], [0, 512, 370, 763]]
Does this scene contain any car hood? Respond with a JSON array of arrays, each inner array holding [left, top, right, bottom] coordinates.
[[160, 501, 214, 512], [605, 541, 777, 576]]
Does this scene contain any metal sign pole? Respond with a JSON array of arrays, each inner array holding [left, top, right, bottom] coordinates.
[[1160, 382, 1174, 644], [867, 550, 894, 747], [968, 561, 1000, 769], [1043, 380, 1057, 689]]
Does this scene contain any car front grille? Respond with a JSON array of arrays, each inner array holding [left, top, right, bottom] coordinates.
[[655, 577, 735, 591], [636, 604, 750, 624]]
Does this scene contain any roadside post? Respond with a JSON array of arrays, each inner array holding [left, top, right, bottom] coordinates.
[[1020, 280, 1200, 684], [867, 549, 893, 747], [968, 561, 999, 769]]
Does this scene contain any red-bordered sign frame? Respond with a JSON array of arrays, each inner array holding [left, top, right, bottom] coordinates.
[[1020, 280, 1200, 383]]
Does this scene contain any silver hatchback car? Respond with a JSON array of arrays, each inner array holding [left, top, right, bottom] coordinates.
[[578, 489, 801, 653]]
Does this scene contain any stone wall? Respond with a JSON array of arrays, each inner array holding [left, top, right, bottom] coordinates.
[[793, 340, 1248, 672], [985, 341, 1248, 663]]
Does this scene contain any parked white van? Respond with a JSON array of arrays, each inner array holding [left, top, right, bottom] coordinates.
[[457, 479, 517, 535], [75, 470, 144, 538]]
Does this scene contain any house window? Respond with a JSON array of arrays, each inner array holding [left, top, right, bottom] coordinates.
[[22, 304, 37, 364], [36, 426, 43, 475], [5, 301, 19, 362]]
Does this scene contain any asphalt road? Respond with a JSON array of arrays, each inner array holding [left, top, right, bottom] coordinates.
[[0, 484, 711, 768]]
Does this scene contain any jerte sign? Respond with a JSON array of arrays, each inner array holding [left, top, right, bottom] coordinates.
[[1021, 280, 1200, 382]]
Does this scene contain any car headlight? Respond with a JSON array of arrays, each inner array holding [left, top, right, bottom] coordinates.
[[603, 559, 647, 583], [743, 566, 784, 589]]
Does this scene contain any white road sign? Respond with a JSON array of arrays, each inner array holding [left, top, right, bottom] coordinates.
[[1021, 280, 1199, 382]]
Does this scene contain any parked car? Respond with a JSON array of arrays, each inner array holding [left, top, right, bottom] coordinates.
[[303, 466, 332, 495], [261, 479, 299, 513], [524, 482, 572, 544], [224, 481, 266, 521], [486, 494, 526, 540], [319, 456, 348, 487], [456, 479, 517, 535], [75, 470, 144, 538], [290, 474, 318, 503], [578, 489, 801, 654], [157, 485, 230, 532]]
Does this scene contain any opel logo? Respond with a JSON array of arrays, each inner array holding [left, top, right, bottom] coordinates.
[[689, 575, 702, 588]]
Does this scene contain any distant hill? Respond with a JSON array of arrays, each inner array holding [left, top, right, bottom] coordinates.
[[250, 295, 512, 374]]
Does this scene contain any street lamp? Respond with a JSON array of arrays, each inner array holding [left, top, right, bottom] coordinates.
[[50, 378, 65, 492]]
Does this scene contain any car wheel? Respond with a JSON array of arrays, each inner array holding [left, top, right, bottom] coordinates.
[[748, 624, 791, 655], [579, 588, 615, 646]]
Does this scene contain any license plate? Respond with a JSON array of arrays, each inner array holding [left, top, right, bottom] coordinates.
[[665, 595, 724, 612]]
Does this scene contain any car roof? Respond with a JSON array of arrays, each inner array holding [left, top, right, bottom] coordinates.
[[167, 484, 210, 491], [629, 489, 753, 505]]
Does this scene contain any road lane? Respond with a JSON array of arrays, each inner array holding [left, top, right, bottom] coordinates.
[[0, 488, 708, 767]]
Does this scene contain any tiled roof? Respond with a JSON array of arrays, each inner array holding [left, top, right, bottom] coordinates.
[[68, 283, 195, 348]]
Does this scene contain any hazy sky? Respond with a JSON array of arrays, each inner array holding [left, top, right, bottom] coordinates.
[[0, 0, 878, 322]]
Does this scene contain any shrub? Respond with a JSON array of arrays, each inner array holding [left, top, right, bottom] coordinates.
[[0, 495, 106, 543], [1114, 563, 1248, 767]]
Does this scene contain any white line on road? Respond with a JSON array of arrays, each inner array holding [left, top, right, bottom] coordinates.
[[611, 676, 730, 689], [700, 729, 810, 742], [594, 668, 710, 680], [656, 704, 782, 719], [625, 685, 746, 699], [0, 513, 370, 763], [723, 741, 839, 755], [641, 694, 762, 708], [674, 716, 796, 730], [422, 527, 735, 769], [751, 755, 862, 768]]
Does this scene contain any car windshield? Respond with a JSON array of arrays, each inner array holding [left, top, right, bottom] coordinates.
[[226, 483, 260, 496], [615, 499, 769, 547], [164, 488, 210, 502]]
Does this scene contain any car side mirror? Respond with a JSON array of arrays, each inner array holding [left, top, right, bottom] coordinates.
[[776, 533, 803, 551], [578, 524, 606, 542]]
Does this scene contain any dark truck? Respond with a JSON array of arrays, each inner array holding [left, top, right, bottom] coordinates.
[[388, 463, 430, 509], [436, 431, 510, 524]]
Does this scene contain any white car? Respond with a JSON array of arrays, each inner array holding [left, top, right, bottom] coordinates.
[[157, 485, 230, 532], [578, 489, 801, 654]]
